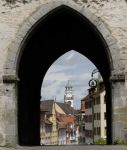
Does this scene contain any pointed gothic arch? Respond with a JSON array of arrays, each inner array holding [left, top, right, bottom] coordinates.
[[3, 0, 122, 147]]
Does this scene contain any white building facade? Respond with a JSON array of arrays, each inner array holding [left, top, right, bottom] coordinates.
[[84, 83, 106, 144]]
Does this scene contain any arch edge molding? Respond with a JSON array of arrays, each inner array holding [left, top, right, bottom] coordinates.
[[3, 0, 120, 75]]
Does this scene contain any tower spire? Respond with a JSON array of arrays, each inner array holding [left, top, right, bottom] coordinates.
[[64, 80, 74, 107]]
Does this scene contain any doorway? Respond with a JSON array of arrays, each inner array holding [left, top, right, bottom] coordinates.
[[18, 5, 112, 146]]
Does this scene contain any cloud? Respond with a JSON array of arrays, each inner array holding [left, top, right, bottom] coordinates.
[[43, 72, 71, 82], [41, 50, 96, 109], [47, 64, 76, 73], [65, 52, 75, 61]]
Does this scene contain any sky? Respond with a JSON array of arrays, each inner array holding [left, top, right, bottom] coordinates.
[[41, 50, 97, 109]]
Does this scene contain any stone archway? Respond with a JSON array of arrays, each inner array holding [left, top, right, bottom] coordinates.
[[2, 0, 124, 147]]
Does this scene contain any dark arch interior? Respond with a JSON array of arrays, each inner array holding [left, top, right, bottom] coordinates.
[[18, 5, 112, 146]]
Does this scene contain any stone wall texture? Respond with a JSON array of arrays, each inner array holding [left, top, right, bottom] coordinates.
[[0, 0, 127, 147]]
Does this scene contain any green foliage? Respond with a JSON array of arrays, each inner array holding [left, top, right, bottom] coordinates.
[[94, 138, 106, 145], [113, 138, 125, 145], [0, 143, 13, 148]]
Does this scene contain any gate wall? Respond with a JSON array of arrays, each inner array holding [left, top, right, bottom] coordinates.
[[0, 0, 127, 147]]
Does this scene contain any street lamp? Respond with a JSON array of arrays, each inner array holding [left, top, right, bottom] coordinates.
[[91, 68, 99, 79], [88, 68, 99, 88], [88, 69, 99, 144]]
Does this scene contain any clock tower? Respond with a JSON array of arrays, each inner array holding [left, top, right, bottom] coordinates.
[[64, 80, 74, 107]]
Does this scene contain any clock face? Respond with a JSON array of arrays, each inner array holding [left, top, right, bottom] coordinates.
[[67, 101, 71, 106], [66, 93, 72, 97]]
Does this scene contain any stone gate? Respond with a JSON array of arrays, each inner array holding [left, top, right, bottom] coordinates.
[[0, 0, 127, 147]]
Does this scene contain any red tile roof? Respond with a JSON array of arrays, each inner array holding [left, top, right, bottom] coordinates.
[[57, 115, 75, 125], [80, 107, 85, 112]]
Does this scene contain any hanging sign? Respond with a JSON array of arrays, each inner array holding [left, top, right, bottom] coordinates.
[[88, 79, 97, 87]]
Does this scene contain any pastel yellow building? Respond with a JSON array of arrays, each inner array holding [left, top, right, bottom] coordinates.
[[82, 82, 106, 144], [40, 100, 58, 145], [40, 99, 78, 145]]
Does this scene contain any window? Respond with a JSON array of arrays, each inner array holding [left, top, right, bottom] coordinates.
[[94, 113, 100, 120], [85, 115, 87, 122], [104, 95, 106, 104], [89, 115, 92, 122], [89, 101, 92, 108], [96, 96, 100, 104], [99, 113, 100, 120], [97, 127, 101, 135], [104, 112, 106, 120], [83, 126, 85, 131], [94, 127, 101, 136], [85, 101, 93, 109], [85, 102, 88, 109], [96, 113, 100, 120], [83, 137, 85, 143], [85, 130, 91, 137], [104, 127, 107, 136], [94, 113, 96, 120], [94, 127, 96, 135]]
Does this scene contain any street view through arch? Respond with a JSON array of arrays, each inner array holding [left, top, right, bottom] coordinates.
[[40, 50, 107, 145]]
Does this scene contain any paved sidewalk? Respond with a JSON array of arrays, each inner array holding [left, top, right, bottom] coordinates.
[[1, 145, 127, 150]]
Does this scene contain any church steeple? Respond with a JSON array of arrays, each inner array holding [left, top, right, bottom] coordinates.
[[64, 80, 74, 107]]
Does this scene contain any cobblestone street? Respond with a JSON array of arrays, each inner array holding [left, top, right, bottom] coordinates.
[[1, 145, 127, 150]]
